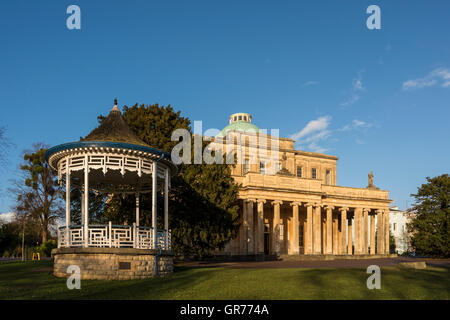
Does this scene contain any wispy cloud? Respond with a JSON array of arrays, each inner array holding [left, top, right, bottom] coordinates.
[[290, 116, 375, 153], [307, 142, 327, 153], [290, 116, 331, 141], [339, 119, 373, 131], [290, 116, 332, 153], [402, 67, 450, 90], [340, 76, 366, 107], [303, 80, 319, 86]]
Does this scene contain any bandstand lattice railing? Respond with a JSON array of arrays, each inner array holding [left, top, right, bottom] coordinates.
[[57, 223, 171, 250]]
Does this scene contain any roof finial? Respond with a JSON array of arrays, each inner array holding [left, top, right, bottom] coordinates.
[[112, 98, 120, 112]]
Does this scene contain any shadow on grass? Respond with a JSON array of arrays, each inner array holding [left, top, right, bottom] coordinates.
[[0, 261, 448, 300]]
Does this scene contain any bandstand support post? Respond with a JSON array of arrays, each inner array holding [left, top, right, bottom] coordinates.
[[135, 193, 140, 226], [152, 161, 157, 249], [109, 221, 112, 248], [133, 222, 137, 249], [164, 168, 169, 249], [65, 157, 71, 247], [84, 155, 89, 248]]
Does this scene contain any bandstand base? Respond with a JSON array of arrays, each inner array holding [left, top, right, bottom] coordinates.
[[52, 247, 174, 280]]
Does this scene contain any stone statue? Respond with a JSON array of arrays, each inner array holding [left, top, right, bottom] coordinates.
[[281, 152, 287, 169], [368, 171, 374, 187]]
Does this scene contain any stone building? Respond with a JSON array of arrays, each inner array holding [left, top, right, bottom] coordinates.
[[389, 206, 411, 254], [214, 113, 391, 257]]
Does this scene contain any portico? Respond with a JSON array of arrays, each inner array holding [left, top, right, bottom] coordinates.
[[216, 113, 392, 257], [233, 194, 390, 256]]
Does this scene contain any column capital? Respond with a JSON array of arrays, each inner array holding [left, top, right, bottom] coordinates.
[[271, 200, 283, 206], [339, 207, 349, 212], [290, 201, 302, 207], [305, 202, 314, 208], [244, 198, 256, 204], [324, 205, 335, 210], [363, 208, 371, 213], [375, 209, 383, 214], [256, 199, 266, 204]]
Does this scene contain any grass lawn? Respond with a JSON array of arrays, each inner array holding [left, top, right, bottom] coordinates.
[[0, 260, 448, 300]]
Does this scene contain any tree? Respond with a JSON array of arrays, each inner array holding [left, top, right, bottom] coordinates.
[[389, 229, 396, 254], [102, 103, 240, 257], [0, 215, 41, 258], [407, 174, 450, 257], [11, 144, 64, 243]]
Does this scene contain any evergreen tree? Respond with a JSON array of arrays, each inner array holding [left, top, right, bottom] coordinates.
[[408, 174, 449, 257], [102, 103, 240, 257]]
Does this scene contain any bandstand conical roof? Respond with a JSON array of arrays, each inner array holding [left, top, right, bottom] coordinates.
[[80, 103, 149, 147], [45, 100, 176, 177]]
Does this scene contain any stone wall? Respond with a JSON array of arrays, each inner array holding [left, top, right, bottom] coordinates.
[[52, 248, 174, 280]]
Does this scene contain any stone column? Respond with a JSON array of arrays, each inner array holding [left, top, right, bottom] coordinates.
[[305, 203, 313, 254], [313, 204, 322, 254], [370, 212, 376, 254], [272, 200, 283, 255], [347, 216, 353, 255], [246, 200, 255, 254], [354, 207, 362, 254], [256, 199, 266, 254], [384, 208, 390, 254], [339, 207, 348, 255], [322, 212, 326, 254], [240, 200, 247, 254], [376, 209, 384, 254], [363, 208, 370, 254], [332, 212, 338, 254], [290, 202, 301, 255], [325, 206, 334, 254]]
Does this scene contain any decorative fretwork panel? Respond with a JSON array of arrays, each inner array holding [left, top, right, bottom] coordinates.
[[59, 154, 159, 177], [58, 224, 171, 250]]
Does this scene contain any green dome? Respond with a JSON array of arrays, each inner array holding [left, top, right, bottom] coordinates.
[[217, 121, 260, 137]]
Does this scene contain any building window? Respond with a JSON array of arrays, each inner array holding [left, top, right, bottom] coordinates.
[[312, 168, 317, 179], [243, 159, 249, 174], [238, 115, 242, 121], [244, 116, 247, 121], [234, 116, 237, 122], [393, 223, 397, 231], [260, 161, 266, 174], [297, 166, 302, 177], [326, 169, 331, 184]]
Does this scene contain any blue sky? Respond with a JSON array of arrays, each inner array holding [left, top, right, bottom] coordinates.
[[0, 0, 449, 213]]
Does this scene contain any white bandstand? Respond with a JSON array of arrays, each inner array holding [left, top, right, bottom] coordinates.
[[47, 101, 177, 279]]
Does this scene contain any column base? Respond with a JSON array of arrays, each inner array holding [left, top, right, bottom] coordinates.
[[279, 253, 397, 261]]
